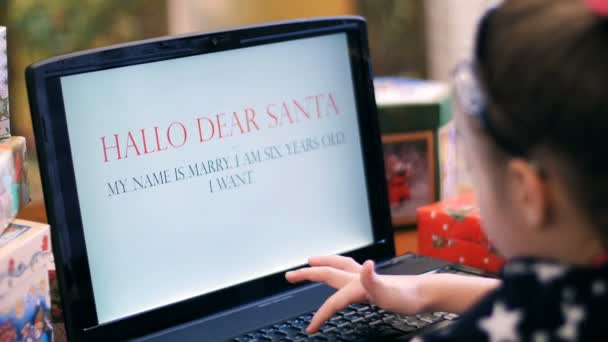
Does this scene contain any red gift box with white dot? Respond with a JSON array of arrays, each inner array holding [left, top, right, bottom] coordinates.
[[417, 192, 505, 273]]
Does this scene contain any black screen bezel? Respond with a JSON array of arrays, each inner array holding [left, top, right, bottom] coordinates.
[[26, 17, 395, 341]]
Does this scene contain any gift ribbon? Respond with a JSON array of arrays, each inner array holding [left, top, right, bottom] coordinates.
[[592, 252, 608, 267], [585, 0, 608, 16]]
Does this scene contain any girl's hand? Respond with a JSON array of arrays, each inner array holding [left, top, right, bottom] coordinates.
[[285, 255, 426, 334]]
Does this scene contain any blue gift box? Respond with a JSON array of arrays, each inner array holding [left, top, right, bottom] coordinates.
[[0, 219, 53, 341]]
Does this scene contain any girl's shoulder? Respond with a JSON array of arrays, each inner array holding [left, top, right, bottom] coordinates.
[[499, 257, 608, 304], [420, 257, 608, 341]]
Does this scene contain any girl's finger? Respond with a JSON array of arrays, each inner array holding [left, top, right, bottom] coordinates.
[[308, 255, 361, 273], [360, 260, 383, 304], [306, 283, 363, 333], [285, 267, 353, 289]]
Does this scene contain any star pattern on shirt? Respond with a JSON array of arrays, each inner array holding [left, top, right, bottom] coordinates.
[[556, 303, 585, 341], [592, 280, 606, 296], [479, 301, 523, 342], [531, 330, 549, 342], [562, 286, 576, 302], [421, 259, 608, 342], [503, 261, 527, 275], [532, 263, 566, 284]]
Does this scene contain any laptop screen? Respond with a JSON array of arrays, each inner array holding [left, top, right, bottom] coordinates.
[[59, 32, 374, 324]]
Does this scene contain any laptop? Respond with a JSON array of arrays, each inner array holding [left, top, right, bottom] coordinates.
[[25, 17, 484, 341]]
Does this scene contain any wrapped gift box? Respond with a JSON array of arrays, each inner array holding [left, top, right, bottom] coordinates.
[[47, 255, 62, 323], [0, 136, 30, 230], [417, 192, 505, 273], [1, 27, 9, 138], [375, 77, 452, 228], [0, 219, 53, 341]]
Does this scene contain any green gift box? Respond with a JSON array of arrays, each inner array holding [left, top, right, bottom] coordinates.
[[374, 77, 452, 228]]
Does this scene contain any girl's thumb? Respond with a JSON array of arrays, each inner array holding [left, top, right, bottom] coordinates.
[[360, 260, 382, 301]]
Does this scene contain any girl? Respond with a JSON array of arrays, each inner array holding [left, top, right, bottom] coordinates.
[[286, 0, 608, 340]]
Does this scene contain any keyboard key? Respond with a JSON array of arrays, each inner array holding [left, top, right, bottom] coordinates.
[[299, 313, 314, 321], [234, 307, 456, 341], [293, 333, 308, 340], [372, 325, 404, 339], [342, 310, 357, 317], [352, 325, 370, 332], [245, 332, 265, 339], [382, 314, 396, 322], [320, 325, 336, 334], [267, 331, 287, 339], [339, 334, 358, 341], [369, 319, 384, 326], [291, 321, 308, 330], [355, 305, 370, 312], [349, 312, 364, 319], [351, 316, 365, 324], [333, 318, 351, 328], [251, 337, 272, 342], [389, 321, 417, 333], [444, 313, 460, 321], [281, 326, 302, 336], [418, 313, 443, 324], [341, 328, 356, 335], [307, 333, 328, 341], [364, 312, 379, 319], [405, 319, 429, 328], [329, 315, 341, 322], [324, 331, 344, 340], [274, 323, 292, 330]]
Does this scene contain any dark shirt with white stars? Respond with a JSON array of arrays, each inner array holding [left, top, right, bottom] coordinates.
[[416, 257, 608, 341]]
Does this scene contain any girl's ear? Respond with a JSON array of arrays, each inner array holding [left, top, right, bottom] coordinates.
[[506, 159, 549, 231]]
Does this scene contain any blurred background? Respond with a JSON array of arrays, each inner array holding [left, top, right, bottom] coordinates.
[[0, 0, 491, 223]]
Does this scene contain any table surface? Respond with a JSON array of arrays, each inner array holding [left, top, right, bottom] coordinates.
[[54, 324, 67, 342], [394, 229, 418, 256]]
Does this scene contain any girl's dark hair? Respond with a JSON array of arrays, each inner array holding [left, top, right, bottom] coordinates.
[[476, 0, 608, 240]]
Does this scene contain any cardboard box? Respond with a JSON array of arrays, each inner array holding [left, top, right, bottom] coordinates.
[[0, 27, 9, 138], [0, 219, 53, 341], [417, 192, 505, 273], [0, 136, 30, 230], [375, 77, 452, 227]]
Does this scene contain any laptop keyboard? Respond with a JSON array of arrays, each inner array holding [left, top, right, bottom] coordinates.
[[229, 264, 484, 341], [230, 303, 459, 342]]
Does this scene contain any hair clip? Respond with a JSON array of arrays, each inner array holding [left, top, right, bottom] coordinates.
[[585, 0, 608, 17]]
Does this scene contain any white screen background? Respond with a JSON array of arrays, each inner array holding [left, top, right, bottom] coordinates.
[[61, 33, 374, 323]]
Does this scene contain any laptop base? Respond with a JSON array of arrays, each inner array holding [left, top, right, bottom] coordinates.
[[139, 254, 492, 341]]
